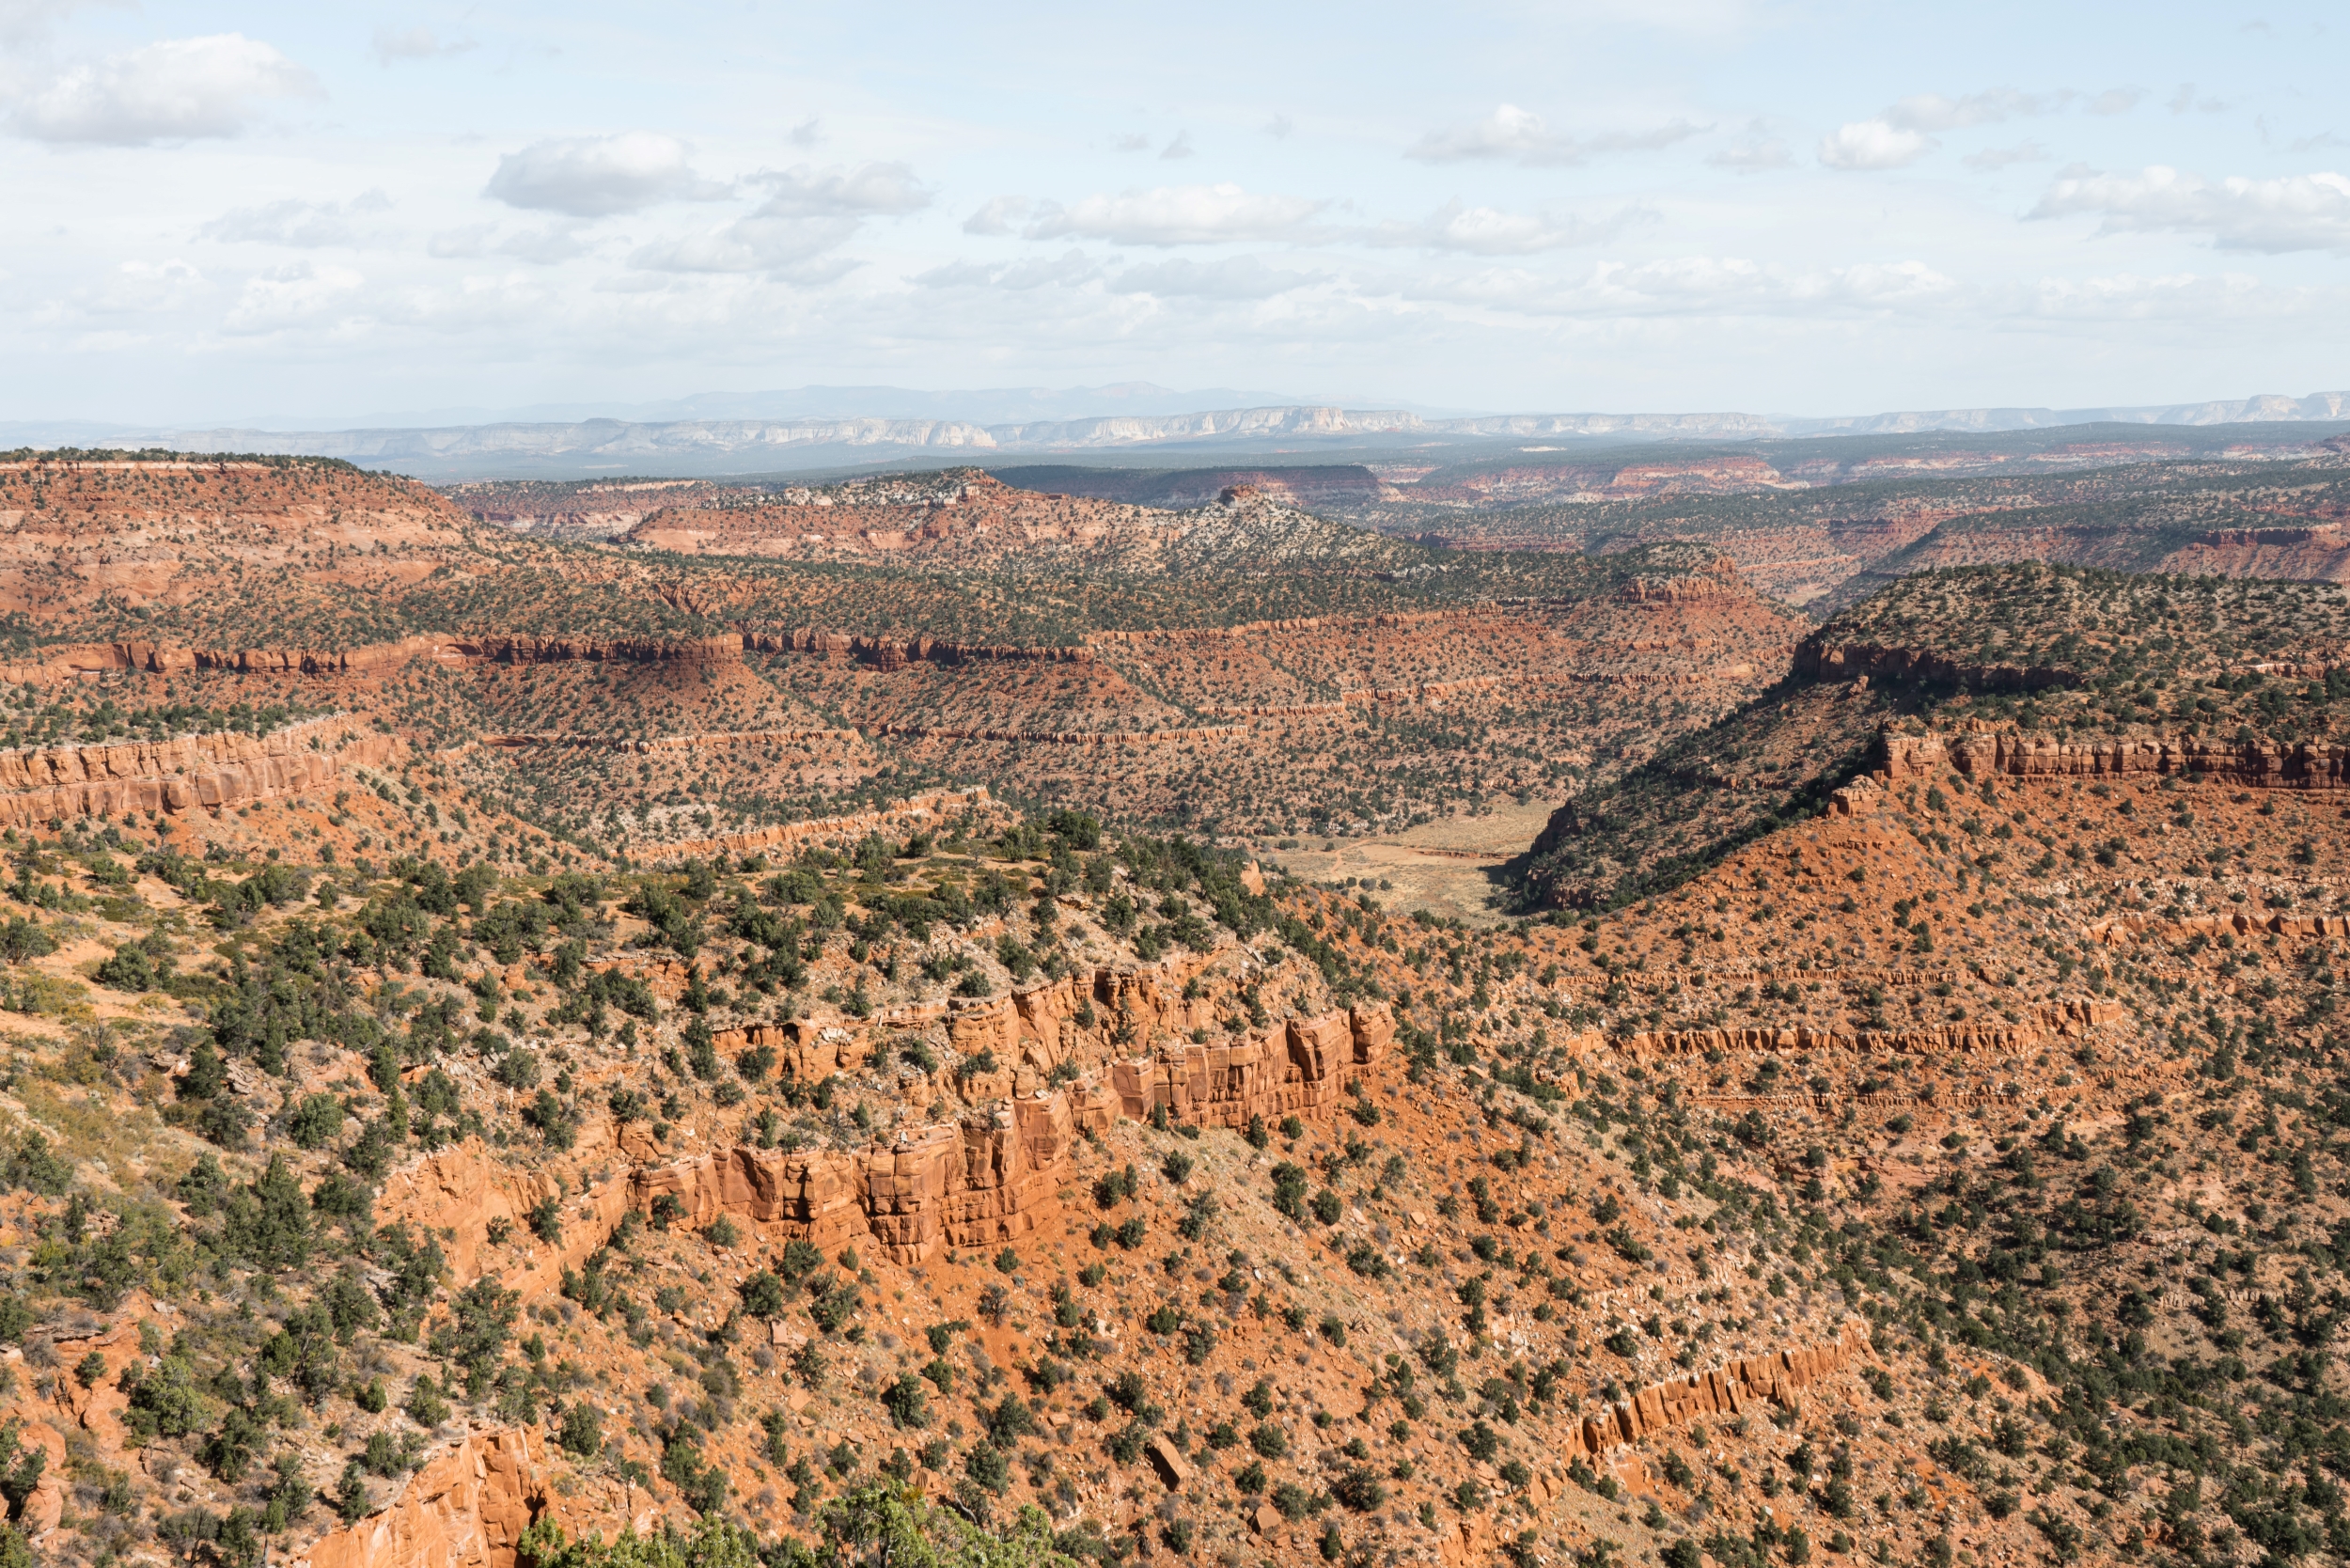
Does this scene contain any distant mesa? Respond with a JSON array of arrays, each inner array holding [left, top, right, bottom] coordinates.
[[12, 385, 2346, 480]]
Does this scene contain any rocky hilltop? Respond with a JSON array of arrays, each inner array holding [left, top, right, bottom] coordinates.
[[619, 470, 1413, 575]]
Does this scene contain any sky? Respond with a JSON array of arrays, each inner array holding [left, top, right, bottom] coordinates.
[[4, 0, 2348, 427]]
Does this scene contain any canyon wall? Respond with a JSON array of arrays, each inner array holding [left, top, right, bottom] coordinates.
[[0, 713, 398, 827]]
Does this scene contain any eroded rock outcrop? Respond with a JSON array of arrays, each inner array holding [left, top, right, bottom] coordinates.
[[2091, 908, 2350, 947], [1109, 1006, 1390, 1126], [296, 1428, 545, 1568], [1878, 726, 2350, 788], [1601, 997, 2121, 1058], [1560, 1322, 1871, 1463], [622, 1007, 1387, 1266], [627, 1074, 1120, 1265], [0, 713, 397, 827]]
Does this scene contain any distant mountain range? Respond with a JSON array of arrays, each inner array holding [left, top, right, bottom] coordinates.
[[208, 382, 1384, 431], [7, 387, 2345, 480]]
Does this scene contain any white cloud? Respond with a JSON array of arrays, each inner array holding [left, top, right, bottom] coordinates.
[[426, 225, 494, 259], [909, 260, 996, 288], [11, 33, 318, 145], [1367, 198, 1645, 256], [2015, 270, 2267, 321], [963, 196, 1030, 236], [498, 225, 590, 265], [2088, 88, 2141, 116], [1607, 256, 1955, 309], [749, 162, 930, 216], [222, 260, 364, 334], [1817, 118, 1934, 170], [1708, 137, 1793, 173], [623, 162, 928, 274], [425, 220, 591, 265], [1160, 131, 1193, 161], [992, 251, 1102, 290], [369, 26, 472, 65], [1823, 86, 2082, 172], [1379, 253, 1961, 321], [86, 257, 206, 314], [1262, 114, 1292, 140], [1552, 0, 1762, 35], [790, 117, 822, 148], [1108, 256, 1326, 298], [2169, 83, 2231, 114], [1022, 183, 1325, 245], [0, 0, 104, 45], [772, 256, 865, 287], [912, 251, 1101, 291], [2029, 165, 2350, 253], [1963, 141, 2049, 172], [201, 189, 391, 247], [484, 133, 729, 217], [1407, 103, 1703, 166], [1882, 88, 2061, 133], [629, 214, 858, 274], [1112, 133, 1150, 152]]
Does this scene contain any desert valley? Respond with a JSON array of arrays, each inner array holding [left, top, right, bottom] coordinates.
[[0, 422, 2342, 1568]]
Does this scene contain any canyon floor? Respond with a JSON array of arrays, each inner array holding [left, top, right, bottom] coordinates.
[[1255, 802, 1559, 928]]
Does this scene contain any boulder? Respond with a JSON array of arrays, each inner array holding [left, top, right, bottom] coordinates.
[[1145, 1434, 1194, 1490]]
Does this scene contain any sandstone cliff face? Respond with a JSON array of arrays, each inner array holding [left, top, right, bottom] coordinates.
[[295, 1429, 544, 1568], [1614, 554, 1750, 604], [621, 1011, 1387, 1267], [1109, 1007, 1390, 1126], [1878, 726, 2350, 789], [394, 1005, 1395, 1284], [0, 713, 397, 827]]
